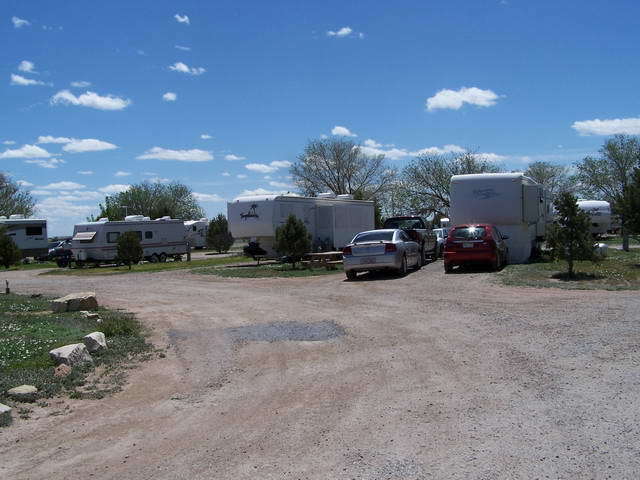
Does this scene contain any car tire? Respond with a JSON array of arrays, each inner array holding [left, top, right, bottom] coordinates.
[[149, 254, 160, 263], [397, 255, 408, 276], [345, 270, 358, 281], [444, 262, 453, 274], [492, 252, 500, 271], [159, 253, 168, 263], [420, 246, 427, 266]]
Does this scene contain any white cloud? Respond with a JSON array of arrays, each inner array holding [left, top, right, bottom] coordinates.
[[476, 152, 506, 162], [3, 140, 16, 145], [327, 26, 353, 37], [245, 163, 277, 174], [51, 90, 131, 110], [12, 16, 30, 28], [136, 147, 213, 162], [162, 92, 177, 102], [36, 197, 94, 219], [193, 192, 224, 202], [148, 176, 170, 184], [240, 188, 295, 196], [269, 181, 293, 188], [25, 158, 65, 169], [114, 171, 131, 177], [363, 139, 382, 148], [332, 125, 357, 137], [224, 154, 246, 161], [571, 117, 640, 136], [174, 14, 190, 25], [426, 87, 500, 111], [0, 144, 52, 159], [41, 181, 86, 190], [175, 45, 191, 51], [37, 135, 73, 144], [18, 60, 35, 73], [70, 81, 91, 88], [221, 172, 231, 177], [10, 74, 47, 86], [77, 170, 94, 175], [99, 184, 130, 194], [63, 138, 117, 153], [16, 180, 34, 187], [169, 62, 205, 75], [200, 134, 212, 139], [359, 141, 491, 161], [236, 174, 248, 179], [270, 160, 292, 168], [412, 144, 466, 156]]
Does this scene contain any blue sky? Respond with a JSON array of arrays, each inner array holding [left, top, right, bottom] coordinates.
[[2, 0, 640, 235]]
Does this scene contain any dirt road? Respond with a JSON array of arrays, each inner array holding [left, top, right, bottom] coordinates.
[[1, 262, 639, 479]]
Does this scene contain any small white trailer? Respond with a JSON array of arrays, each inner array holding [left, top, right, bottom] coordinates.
[[227, 194, 374, 257], [0, 215, 48, 258], [184, 218, 209, 249], [70, 215, 188, 266], [577, 200, 611, 235], [450, 173, 550, 264]]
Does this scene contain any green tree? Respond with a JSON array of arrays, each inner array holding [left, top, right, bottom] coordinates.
[[546, 191, 596, 278], [0, 226, 22, 269], [524, 161, 576, 200], [274, 214, 312, 268], [92, 182, 205, 221], [617, 167, 640, 236], [206, 214, 234, 253], [576, 135, 640, 251], [0, 172, 35, 217], [116, 232, 144, 270]]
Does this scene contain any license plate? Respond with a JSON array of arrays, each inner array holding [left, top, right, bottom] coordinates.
[[463, 242, 473, 248], [361, 257, 377, 264]]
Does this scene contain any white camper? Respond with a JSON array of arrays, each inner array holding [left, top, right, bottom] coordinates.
[[577, 200, 611, 235], [184, 218, 209, 249], [450, 173, 549, 264], [227, 194, 374, 256], [70, 215, 188, 266], [0, 215, 48, 258]]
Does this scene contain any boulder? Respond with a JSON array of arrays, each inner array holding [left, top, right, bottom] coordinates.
[[83, 332, 107, 353], [53, 364, 72, 378], [79, 311, 100, 320], [0, 403, 11, 427], [51, 292, 98, 313], [7, 385, 38, 402], [49, 343, 93, 366]]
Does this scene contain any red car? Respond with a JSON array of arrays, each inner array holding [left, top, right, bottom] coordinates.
[[443, 224, 509, 273]]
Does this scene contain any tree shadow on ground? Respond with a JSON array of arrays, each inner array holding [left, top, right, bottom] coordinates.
[[551, 272, 604, 281]]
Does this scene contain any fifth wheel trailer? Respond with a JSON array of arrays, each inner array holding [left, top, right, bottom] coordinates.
[[227, 194, 374, 257], [577, 200, 611, 235], [449, 173, 549, 264], [0, 215, 48, 258], [184, 218, 209, 248]]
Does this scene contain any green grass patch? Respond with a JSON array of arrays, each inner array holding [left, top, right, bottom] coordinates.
[[497, 249, 640, 291], [599, 235, 640, 246], [197, 263, 344, 278], [6, 261, 58, 271], [41, 255, 247, 276], [0, 294, 152, 404]]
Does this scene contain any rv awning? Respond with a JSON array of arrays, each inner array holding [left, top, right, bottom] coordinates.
[[72, 231, 97, 241]]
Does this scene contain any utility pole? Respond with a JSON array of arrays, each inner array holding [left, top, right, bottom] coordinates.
[[122, 205, 129, 217]]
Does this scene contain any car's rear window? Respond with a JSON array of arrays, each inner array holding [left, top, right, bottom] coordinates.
[[353, 231, 394, 243], [384, 218, 423, 229], [452, 227, 486, 240]]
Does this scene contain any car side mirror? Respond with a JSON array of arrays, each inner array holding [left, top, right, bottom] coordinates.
[[502, 235, 510, 240]]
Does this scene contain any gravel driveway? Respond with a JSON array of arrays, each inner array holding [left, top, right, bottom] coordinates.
[[1, 262, 639, 479]]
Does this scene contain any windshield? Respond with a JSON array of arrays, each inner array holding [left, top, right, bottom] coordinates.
[[384, 218, 423, 229], [353, 231, 394, 243], [452, 227, 486, 240]]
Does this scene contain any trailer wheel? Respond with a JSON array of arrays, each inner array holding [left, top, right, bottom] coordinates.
[[158, 253, 168, 263], [149, 254, 159, 263], [345, 270, 358, 281]]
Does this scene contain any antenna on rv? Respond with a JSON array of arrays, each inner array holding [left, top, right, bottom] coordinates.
[[121, 205, 129, 216]]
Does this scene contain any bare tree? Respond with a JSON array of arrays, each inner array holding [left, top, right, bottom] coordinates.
[[291, 137, 396, 199], [0, 172, 35, 217], [524, 161, 576, 200], [576, 135, 640, 250], [398, 151, 502, 217]]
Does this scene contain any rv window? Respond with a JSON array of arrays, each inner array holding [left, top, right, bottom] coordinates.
[[26, 226, 43, 236], [192, 225, 197, 231], [107, 232, 120, 243], [133, 231, 143, 240], [145, 231, 153, 239]]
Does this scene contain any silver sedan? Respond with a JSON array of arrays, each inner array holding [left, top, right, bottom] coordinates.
[[342, 229, 421, 280]]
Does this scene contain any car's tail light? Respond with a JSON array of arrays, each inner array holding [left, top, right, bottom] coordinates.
[[384, 243, 397, 253], [342, 246, 352, 256]]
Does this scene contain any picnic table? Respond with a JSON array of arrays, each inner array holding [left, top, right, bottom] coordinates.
[[302, 251, 344, 270]]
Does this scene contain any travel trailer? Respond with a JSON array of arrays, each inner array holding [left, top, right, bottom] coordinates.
[[0, 215, 48, 258], [184, 218, 209, 249], [577, 200, 611, 235], [449, 173, 549, 264], [227, 194, 374, 257], [70, 216, 189, 266]]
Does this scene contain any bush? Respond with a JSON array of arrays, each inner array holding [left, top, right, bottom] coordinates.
[[117, 232, 143, 270], [274, 214, 311, 268], [0, 226, 21, 269], [206, 214, 234, 253]]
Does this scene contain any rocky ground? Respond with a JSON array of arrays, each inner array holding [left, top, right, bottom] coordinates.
[[1, 261, 639, 479]]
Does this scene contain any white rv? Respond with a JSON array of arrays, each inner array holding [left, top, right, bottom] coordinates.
[[0, 215, 48, 258], [577, 200, 611, 235], [70, 215, 188, 266], [184, 218, 209, 249], [450, 173, 549, 264], [227, 194, 374, 256]]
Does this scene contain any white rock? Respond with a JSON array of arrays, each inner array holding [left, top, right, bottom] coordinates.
[[83, 332, 107, 353], [51, 292, 98, 313], [49, 343, 93, 366], [7, 385, 38, 402], [80, 311, 100, 320], [0, 403, 11, 427]]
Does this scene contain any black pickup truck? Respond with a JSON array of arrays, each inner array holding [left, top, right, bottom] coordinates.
[[382, 216, 438, 265]]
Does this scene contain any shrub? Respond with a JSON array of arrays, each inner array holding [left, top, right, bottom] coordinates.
[[0, 226, 21, 269], [116, 232, 143, 270], [274, 214, 311, 268], [206, 214, 234, 253]]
